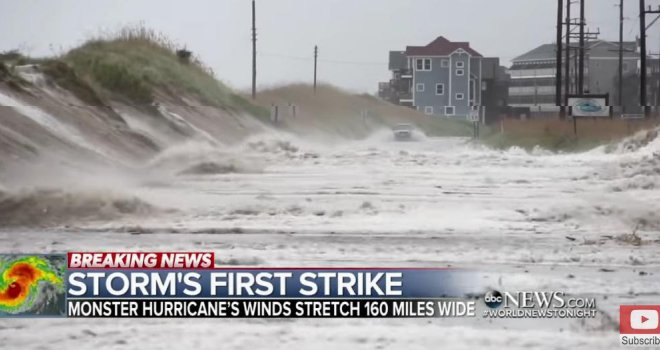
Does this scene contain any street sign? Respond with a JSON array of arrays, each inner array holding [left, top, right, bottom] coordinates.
[[568, 95, 611, 117], [468, 108, 480, 122]]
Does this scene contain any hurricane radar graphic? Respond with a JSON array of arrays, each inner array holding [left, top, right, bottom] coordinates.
[[0, 255, 65, 316]]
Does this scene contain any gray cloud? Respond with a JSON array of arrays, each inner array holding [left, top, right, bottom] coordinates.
[[0, 0, 655, 93]]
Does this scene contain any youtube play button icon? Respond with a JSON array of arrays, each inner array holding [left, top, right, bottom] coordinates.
[[631, 310, 659, 330], [621, 306, 660, 346], [619, 305, 660, 346], [621, 305, 660, 334]]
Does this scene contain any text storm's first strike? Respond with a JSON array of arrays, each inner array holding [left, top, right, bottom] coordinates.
[[68, 271, 403, 296]]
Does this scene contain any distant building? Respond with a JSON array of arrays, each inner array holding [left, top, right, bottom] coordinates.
[[509, 40, 639, 111], [379, 36, 508, 122]]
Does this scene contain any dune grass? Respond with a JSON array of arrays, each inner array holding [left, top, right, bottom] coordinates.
[[40, 59, 106, 106], [256, 83, 474, 137], [19, 26, 267, 117], [481, 118, 660, 151], [0, 51, 32, 91], [481, 132, 602, 152]]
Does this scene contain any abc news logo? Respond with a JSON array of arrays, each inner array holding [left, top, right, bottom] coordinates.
[[484, 290, 505, 308], [483, 290, 594, 309]]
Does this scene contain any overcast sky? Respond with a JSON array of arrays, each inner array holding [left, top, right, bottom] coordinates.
[[0, 0, 658, 93]]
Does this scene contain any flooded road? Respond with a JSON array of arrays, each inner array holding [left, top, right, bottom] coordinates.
[[2, 134, 659, 349]]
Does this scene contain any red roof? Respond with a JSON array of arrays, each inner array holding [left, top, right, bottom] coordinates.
[[405, 36, 482, 57]]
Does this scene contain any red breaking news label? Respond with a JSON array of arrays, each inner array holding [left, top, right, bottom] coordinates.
[[67, 252, 215, 269], [620, 305, 660, 334]]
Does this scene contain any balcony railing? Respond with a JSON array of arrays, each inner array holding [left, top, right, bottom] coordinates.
[[398, 92, 413, 101], [399, 69, 413, 78]]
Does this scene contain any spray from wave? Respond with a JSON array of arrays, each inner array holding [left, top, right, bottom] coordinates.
[[148, 141, 265, 175], [606, 128, 659, 154], [0, 188, 161, 227]]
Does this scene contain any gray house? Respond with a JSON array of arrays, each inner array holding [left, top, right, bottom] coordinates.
[[380, 36, 488, 119], [509, 40, 639, 110]]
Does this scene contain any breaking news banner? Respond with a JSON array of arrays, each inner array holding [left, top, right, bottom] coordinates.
[[0, 252, 480, 318], [1, 252, 623, 324]]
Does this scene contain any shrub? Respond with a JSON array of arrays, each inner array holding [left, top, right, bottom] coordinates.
[[40, 60, 106, 106]]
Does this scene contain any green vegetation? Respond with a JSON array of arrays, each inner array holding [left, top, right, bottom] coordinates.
[[256, 83, 477, 138], [60, 27, 267, 117], [480, 118, 660, 152], [0, 62, 8, 78], [0, 50, 32, 66], [418, 118, 475, 137], [40, 60, 106, 106], [0, 51, 32, 91], [2, 27, 268, 118]]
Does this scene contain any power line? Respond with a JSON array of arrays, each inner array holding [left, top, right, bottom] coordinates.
[[258, 52, 387, 66], [319, 58, 387, 66], [258, 52, 311, 61]]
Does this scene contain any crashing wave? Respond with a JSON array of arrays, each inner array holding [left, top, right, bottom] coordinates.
[[148, 141, 263, 175], [607, 127, 659, 154], [0, 188, 161, 227]]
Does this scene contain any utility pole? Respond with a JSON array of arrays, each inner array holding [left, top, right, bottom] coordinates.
[[565, 0, 572, 104], [610, 2, 633, 113], [251, 0, 257, 99], [578, 0, 585, 94], [567, 16, 599, 96], [556, 0, 564, 117], [314, 45, 318, 93], [618, 0, 624, 109], [574, 48, 579, 93], [639, 1, 660, 117], [640, 0, 647, 111]]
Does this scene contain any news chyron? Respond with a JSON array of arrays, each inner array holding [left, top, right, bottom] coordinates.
[[3, 251, 659, 346], [1, 252, 476, 318]]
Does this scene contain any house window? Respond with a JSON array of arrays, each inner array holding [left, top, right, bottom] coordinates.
[[435, 83, 444, 95], [424, 106, 434, 115], [456, 61, 465, 68], [445, 106, 455, 116], [441, 59, 449, 68], [416, 83, 425, 92], [416, 58, 431, 71], [456, 93, 465, 100], [456, 69, 464, 76]]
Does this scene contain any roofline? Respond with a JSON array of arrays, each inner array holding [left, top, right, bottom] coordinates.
[[404, 37, 483, 57], [407, 52, 479, 57], [512, 40, 638, 62], [406, 50, 482, 58]]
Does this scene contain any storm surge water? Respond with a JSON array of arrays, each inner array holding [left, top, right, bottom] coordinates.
[[147, 141, 265, 176], [0, 188, 161, 227], [1, 123, 659, 349]]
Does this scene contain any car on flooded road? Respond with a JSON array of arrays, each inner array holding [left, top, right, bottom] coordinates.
[[392, 123, 415, 141]]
